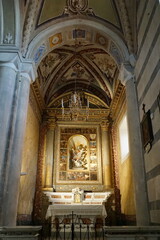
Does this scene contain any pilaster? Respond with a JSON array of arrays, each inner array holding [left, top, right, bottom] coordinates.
[[101, 119, 112, 189], [33, 122, 48, 223], [44, 119, 56, 190]]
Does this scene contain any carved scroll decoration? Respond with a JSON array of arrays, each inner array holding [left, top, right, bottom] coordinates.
[[64, 0, 94, 15]]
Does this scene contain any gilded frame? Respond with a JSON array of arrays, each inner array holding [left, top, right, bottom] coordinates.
[[55, 124, 102, 185]]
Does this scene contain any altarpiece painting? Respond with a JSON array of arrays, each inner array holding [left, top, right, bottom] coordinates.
[[55, 126, 102, 185], [68, 135, 88, 170]]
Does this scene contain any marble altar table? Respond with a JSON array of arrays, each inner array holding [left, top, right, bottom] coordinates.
[[46, 203, 107, 219]]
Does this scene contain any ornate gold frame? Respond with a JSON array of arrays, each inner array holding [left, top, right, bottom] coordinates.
[[54, 123, 102, 187]]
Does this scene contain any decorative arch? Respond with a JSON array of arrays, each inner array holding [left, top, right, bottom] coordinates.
[[26, 18, 130, 68]]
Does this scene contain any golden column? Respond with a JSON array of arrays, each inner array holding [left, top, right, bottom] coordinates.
[[44, 119, 56, 191], [101, 119, 112, 189]]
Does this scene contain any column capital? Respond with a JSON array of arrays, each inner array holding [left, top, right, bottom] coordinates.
[[20, 61, 37, 83], [47, 119, 57, 130], [0, 51, 37, 82], [101, 119, 109, 131], [0, 62, 18, 72], [118, 62, 135, 86], [0, 49, 20, 63]]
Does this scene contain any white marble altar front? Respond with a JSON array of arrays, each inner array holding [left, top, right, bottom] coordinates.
[[46, 204, 107, 219], [45, 191, 111, 221]]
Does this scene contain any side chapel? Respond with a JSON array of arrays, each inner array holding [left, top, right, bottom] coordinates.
[[0, 0, 160, 229]]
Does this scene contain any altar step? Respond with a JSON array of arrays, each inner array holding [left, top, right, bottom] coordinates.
[[0, 226, 42, 239], [49, 230, 104, 240], [41, 226, 160, 240], [41, 223, 104, 240]]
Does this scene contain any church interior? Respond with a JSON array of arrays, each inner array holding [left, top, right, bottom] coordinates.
[[0, 0, 160, 239]]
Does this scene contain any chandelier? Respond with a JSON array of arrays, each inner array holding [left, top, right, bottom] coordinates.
[[62, 91, 89, 121], [69, 91, 82, 115], [61, 29, 89, 120]]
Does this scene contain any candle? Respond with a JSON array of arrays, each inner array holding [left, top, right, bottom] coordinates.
[[61, 98, 64, 107], [87, 98, 89, 107]]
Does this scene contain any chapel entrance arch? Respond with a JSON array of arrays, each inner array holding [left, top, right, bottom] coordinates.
[[26, 18, 150, 225]]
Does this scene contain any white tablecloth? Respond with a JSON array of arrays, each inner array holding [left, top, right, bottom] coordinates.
[[46, 204, 107, 219]]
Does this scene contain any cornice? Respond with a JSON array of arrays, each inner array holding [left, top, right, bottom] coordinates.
[[0, 50, 37, 81], [44, 107, 110, 123], [110, 81, 126, 121], [31, 81, 45, 111], [29, 86, 42, 123]]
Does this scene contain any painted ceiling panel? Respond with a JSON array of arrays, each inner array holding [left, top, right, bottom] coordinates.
[[37, 43, 118, 106], [38, 51, 68, 92], [38, 0, 120, 28], [60, 62, 96, 84], [86, 52, 117, 85], [39, 52, 67, 79], [90, 0, 120, 27], [39, 0, 66, 25]]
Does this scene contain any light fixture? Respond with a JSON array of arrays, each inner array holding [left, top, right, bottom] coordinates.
[[62, 90, 89, 121], [61, 30, 89, 121], [69, 91, 82, 119]]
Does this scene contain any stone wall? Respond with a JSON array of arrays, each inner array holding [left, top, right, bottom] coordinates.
[[136, 0, 160, 224], [17, 102, 40, 225]]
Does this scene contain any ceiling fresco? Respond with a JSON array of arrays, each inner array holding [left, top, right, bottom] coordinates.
[[37, 42, 118, 108], [38, 51, 68, 90], [86, 52, 117, 84], [32, 29, 123, 68], [28, 1, 130, 118], [58, 61, 96, 85], [20, 0, 136, 122], [37, 0, 121, 29]]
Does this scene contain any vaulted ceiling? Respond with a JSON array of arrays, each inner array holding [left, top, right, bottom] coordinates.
[[23, 0, 135, 117], [37, 43, 118, 107]]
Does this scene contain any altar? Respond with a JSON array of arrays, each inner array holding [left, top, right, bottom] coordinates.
[[46, 203, 107, 219], [45, 189, 111, 221]]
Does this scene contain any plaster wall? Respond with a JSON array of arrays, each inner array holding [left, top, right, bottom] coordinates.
[[119, 156, 135, 216], [114, 109, 136, 218], [136, 0, 160, 224], [17, 102, 40, 224]]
